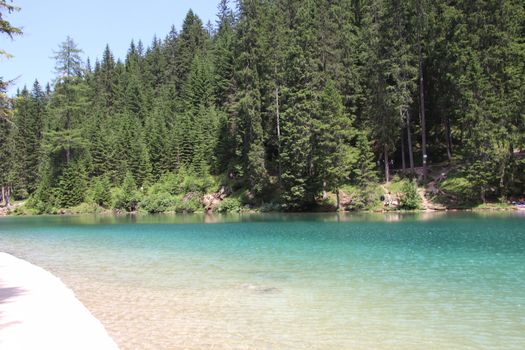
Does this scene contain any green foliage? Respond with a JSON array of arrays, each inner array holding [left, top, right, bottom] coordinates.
[[26, 165, 55, 214], [113, 172, 142, 212], [6, 1, 525, 214], [342, 185, 383, 211], [399, 180, 421, 210], [440, 175, 477, 203], [65, 202, 102, 214], [57, 161, 87, 208], [216, 197, 241, 213], [140, 192, 177, 214], [259, 202, 281, 213], [172, 194, 202, 213], [353, 133, 378, 186], [91, 176, 112, 208]]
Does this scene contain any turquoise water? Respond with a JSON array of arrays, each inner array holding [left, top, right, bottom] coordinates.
[[0, 212, 524, 349]]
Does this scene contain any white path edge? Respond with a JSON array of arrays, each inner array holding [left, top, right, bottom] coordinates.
[[0, 252, 119, 350]]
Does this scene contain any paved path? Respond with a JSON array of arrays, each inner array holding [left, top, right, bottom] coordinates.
[[0, 252, 119, 349]]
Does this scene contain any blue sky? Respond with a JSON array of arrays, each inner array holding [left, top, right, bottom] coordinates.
[[1, 0, 219, 94]]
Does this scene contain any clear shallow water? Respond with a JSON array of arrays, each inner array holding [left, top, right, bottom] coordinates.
[[0, 212, 524, 349]]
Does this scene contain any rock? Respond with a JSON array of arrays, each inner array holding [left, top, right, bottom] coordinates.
[[240, 283, 280, 294], [202, 193, 221, 211], [339, 190, 352, 208], [201, 186, 233, 211]]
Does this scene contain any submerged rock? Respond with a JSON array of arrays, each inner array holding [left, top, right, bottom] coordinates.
[[240, 283, 281, 294]]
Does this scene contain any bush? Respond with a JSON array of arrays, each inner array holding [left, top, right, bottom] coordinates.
[[216, 197, 242, 213], [399, 180, 421, 210], [113, 172, 142, 212], [259, 202, 281, 212], [10, 205, 39, 216], [172, 195, 202, 213], [180, 173, 216, 194], [149, 169, 217, 196], [140, 192, 177, 213], [341, 184, 382, 211], [440, 176, 476, 202], [65, 202, 102, 214], [113, 188, 142, 212]]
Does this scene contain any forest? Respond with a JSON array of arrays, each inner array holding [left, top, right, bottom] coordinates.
[[0, 0, 524, 214]]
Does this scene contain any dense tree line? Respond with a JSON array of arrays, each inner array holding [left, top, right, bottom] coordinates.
[[1, 0, 524, 211]]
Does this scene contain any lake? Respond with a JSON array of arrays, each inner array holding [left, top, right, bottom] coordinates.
[[0, 212, 524, 349]]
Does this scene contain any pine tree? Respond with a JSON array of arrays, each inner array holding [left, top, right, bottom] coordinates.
[[279, 0, 319, 208], [231, 0, 267, 196], [91, 175, 112, 208], [314, 81, 358, 209], [213, 0, 236, 109], [46, 36, 88, 165], [57, 161, 86, 207]]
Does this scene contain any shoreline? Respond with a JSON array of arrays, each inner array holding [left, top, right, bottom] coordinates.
[[1, 204, 523, 217], [0, 252, 119, 349]]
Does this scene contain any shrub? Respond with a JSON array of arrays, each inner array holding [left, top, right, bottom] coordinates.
[[440, 176, 476, 202], [113, 172, 142, 212], [342, 184, 382, 211], [399, 180, 421, 210], [172, 195, 202, 213], [140, 192, 177, 213], [259, 202, 281, 212], [181, 173, 216, 194], [149, 169, 217, 196], [65, 202, 101, 214], [216, 197, 242, 213]]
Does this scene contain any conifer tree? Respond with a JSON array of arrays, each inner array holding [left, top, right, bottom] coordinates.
[[57, 161, 86, 207], [231, 0, 267, 195], [314, 81, 358, 209]]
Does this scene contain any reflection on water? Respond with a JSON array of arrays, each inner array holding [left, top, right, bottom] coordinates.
[[0, 212, 524, 349]]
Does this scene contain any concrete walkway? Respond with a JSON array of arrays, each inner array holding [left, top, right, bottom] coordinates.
[[0, 252, 119, 349]]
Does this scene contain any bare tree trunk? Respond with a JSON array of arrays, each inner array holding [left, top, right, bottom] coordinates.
[[66, 143, 71, 164], [275, 83, 281, 181], [336, 189, 340, 211], [417, 0, 428, 178], [443, 114, 452, 162], [401, 129, 406, 171], [384, 144, 390, 182], [401, 111, 406, 171], [2, 186, 11, 207], [407, 111, 415, 172], [0, 186, 4, 206]]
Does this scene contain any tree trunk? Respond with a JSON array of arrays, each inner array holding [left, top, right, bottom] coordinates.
[[275, 84, 281, 181], [336, 189, 340, 211], [443, 114, 452, 162], [3, 186, 11, 207], [407, 111, 415, 172], [384, 144, 390, 182], [0, 186, 4, 206], [417, 0, 427, 178], [401, 111, 406, 171]]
